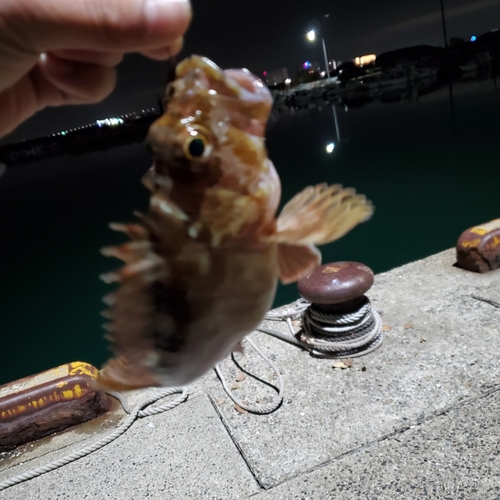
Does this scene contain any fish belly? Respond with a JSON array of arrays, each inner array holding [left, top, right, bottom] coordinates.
[[155, 242, 278, 386]]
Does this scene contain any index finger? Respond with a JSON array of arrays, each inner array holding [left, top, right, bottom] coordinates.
[[1, 0, 192, 54]]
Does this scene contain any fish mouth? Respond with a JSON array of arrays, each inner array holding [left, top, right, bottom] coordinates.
[[146, 134, 199, 175], [152, 156, 208, 180]]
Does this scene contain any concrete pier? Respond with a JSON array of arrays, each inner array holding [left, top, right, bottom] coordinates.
[[1, 248, 499, 499]]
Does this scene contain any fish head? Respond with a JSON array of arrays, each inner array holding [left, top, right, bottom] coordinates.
[[147, 56, 276, 197]]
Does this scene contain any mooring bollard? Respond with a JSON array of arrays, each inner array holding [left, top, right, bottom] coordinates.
[[296, 262, 383, 359], [456, 218, 500, 273], [0, 362, 111, 451]]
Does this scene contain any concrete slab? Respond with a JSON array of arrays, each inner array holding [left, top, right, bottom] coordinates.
[[0, 388, 192, 472], [251, 388, 500, 499], [208, 249, 500, 488], [1, 248, 499, 498], [1, 395, 260, 499]]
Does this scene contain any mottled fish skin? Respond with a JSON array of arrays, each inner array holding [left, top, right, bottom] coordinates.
[[97, 56, 373, 390]]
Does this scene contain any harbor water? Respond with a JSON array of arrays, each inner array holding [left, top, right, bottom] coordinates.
[[0, 77, 498, 385]]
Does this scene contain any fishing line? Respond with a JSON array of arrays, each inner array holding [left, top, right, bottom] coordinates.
[[214, 337, 285, 414], [1, 298, 383, 491], [213, 298, 383, 413], [470, 294, 500, 309]]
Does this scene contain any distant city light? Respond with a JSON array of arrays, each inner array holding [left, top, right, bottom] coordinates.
[[320, 71, 326, 77], [354, 54, 377, 67], [303, 61, 312, 69], [470, 35, 477, 42], [306, 30, 316, 42], [96, 117, 124, 128], [326, 142, 335, 154], [263, 71, 267, 76], [284, 78, 292, 85]]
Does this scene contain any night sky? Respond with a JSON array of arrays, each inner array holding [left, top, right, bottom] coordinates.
[[184, 0, 500, 72], [4, 0, 500, 142]]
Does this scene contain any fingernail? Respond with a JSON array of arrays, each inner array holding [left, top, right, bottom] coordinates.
[[144, 0, 191, 26]]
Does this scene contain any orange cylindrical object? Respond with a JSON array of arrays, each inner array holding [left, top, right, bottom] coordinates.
[[0, 362, 111, 451]]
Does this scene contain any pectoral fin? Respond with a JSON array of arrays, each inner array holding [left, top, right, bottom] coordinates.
[[274, 184, 373, 245], [277, 242, 321, 284]]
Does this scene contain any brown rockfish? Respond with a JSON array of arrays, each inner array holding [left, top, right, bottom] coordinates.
[[97, 56, 373, 390]]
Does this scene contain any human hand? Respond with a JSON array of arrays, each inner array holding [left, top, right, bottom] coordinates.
[[0, 0, 191, 137]]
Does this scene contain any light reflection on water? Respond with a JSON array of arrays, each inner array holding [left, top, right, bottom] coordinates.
[[0, 79, 498, 384], [268, 78, 499, 305]]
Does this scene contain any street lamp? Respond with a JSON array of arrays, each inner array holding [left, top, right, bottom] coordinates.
[[306, 26, 341, 143], [306, 29, 331, 79]]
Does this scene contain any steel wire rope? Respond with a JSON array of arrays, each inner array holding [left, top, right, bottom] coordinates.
[[214, 337, 285, 414], [0, 387, 189, 491], [260, 297, 383, 359], [1, 297, 384, 491]]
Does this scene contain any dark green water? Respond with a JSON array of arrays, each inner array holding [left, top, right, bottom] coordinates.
[[0, 79, 498, 385]]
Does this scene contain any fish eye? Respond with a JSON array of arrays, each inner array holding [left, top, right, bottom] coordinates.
[[184, 134, 210, 160]]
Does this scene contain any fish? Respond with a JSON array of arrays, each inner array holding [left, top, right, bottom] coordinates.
[[96, 55, 373, 390]]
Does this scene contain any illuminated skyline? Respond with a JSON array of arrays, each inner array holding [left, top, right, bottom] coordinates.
[[184, 0, 500, 72]]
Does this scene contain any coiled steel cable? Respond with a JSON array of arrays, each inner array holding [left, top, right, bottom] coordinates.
[[261, 297, 383, 359]]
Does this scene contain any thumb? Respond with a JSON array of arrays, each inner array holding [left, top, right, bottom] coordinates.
[[0, 0, 191, 86]]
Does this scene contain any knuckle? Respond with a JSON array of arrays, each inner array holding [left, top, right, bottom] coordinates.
[[89, 0, 148, 48]]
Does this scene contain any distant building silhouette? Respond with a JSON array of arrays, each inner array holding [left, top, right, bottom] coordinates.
[[376, 45, 444, 69], [262, 67, 289, 86], [450, 37, 465, 46]]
